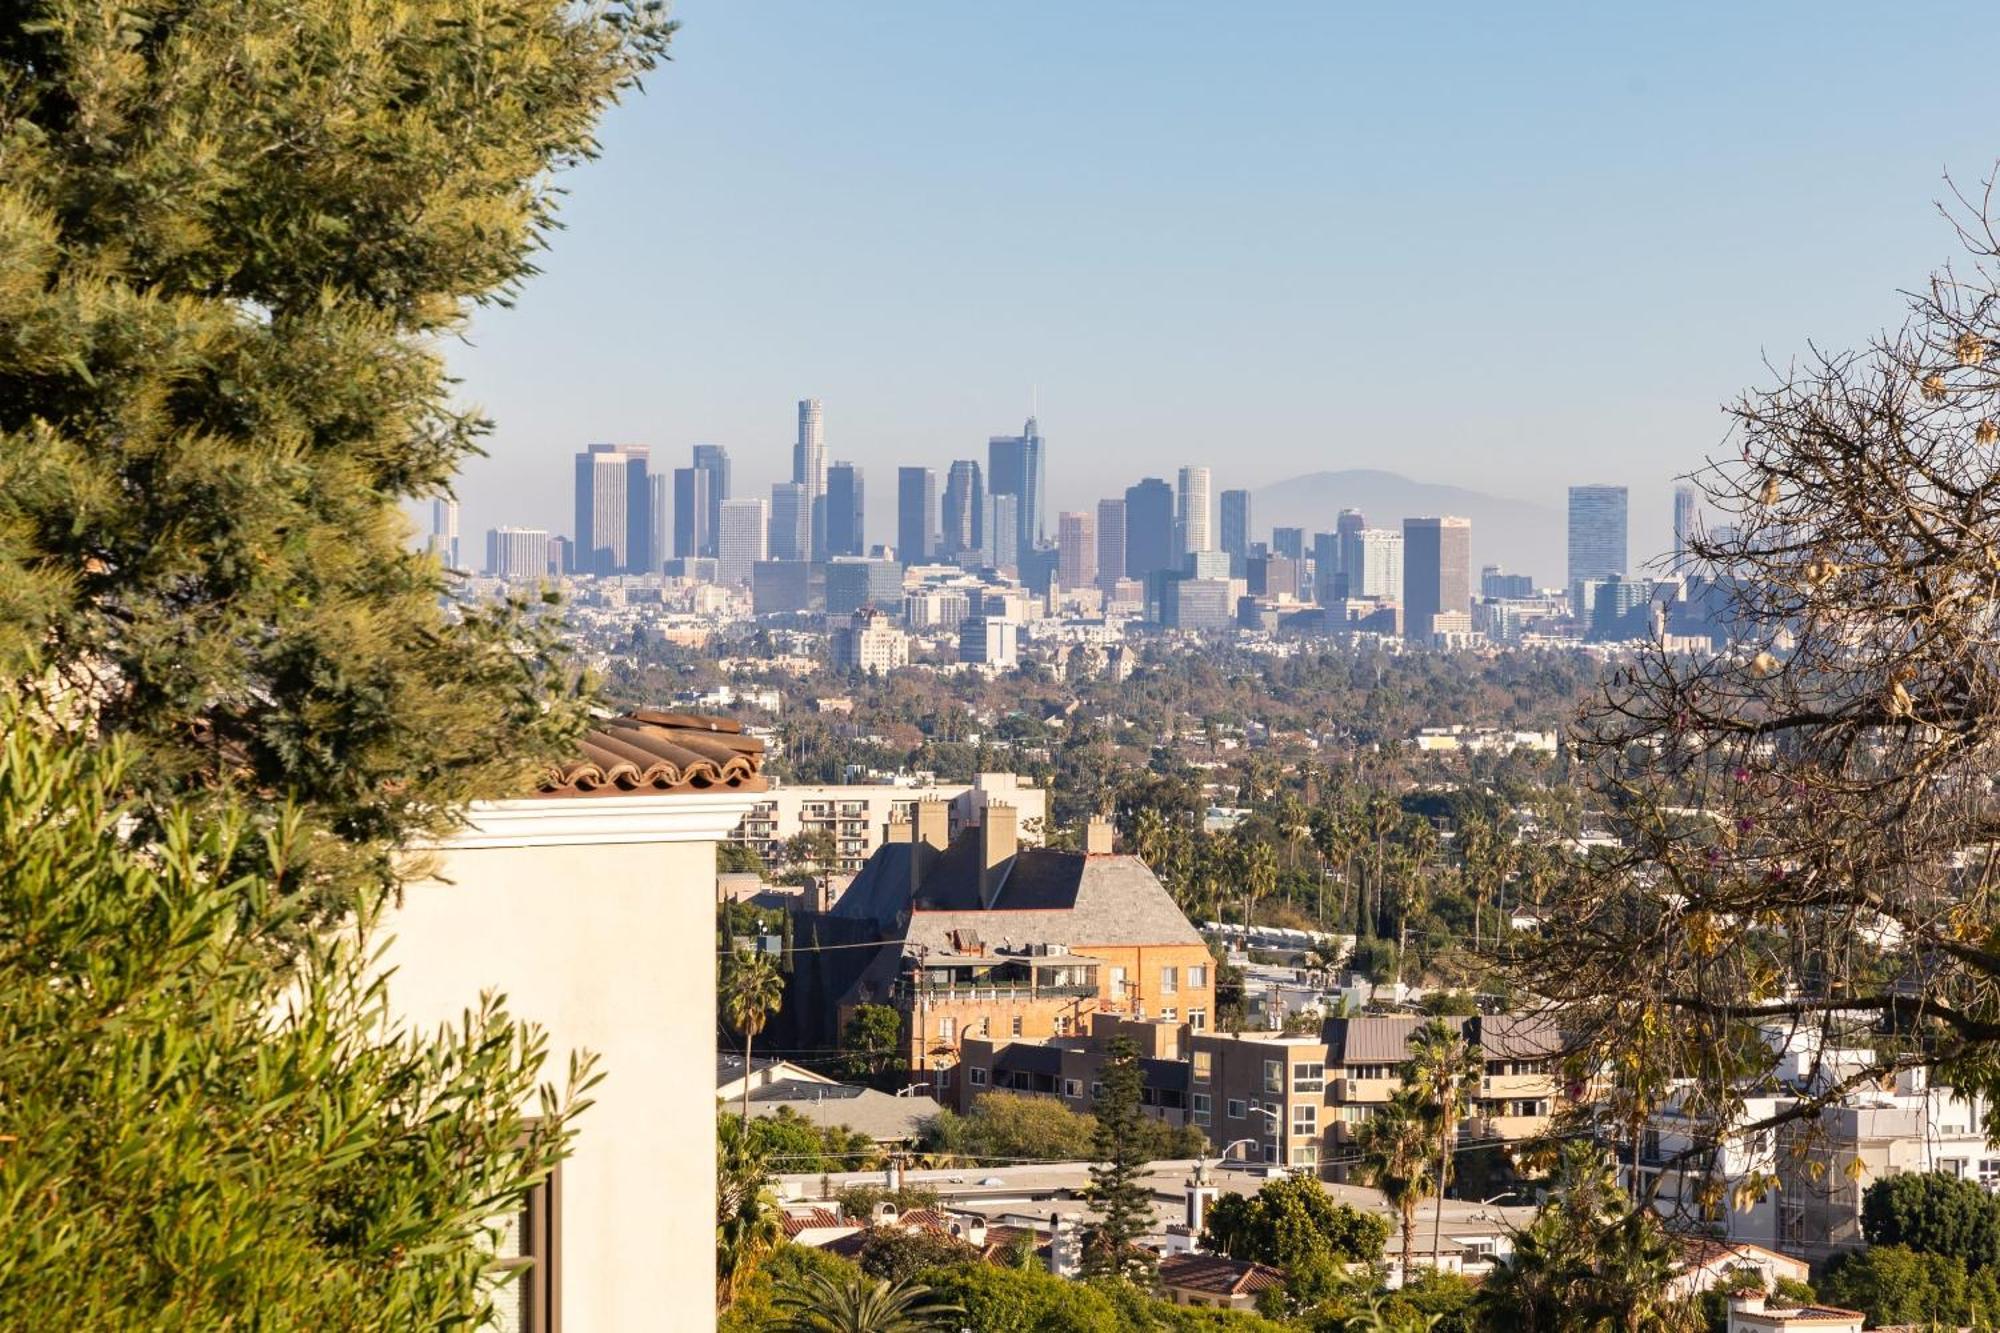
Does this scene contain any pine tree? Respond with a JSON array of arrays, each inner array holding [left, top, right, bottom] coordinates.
[[1082, 1035, 1159, 1280], [0, 0, 673, 916]]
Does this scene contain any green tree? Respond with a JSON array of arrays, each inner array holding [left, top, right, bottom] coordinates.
[[0, 710, 591, 1329], [855, 1227, 978, 1285], [1405, 1019, 1483, 1270], [0, 0, 668, 917], [1819, 1244, 2000, 1329], [773, 1268, 963, 1333], [722, 948, 785, 1129], [719, 841, 769, 875], [741, 1108, 880, 1176], [919, 1093, 1098, 1165], [1201, 1175, 1388, 1310], [1353, 1088, 1437, 1280], [843, 1004, 905, 1082], [1862, 1171, 2000, 1270], [717, 1115, 784, 1311], [1082, 1035, 1158, 1281]]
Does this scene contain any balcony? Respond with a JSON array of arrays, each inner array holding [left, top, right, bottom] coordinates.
[[1482, 1073, 1555, 1100], [1333, 1077, 1399, 1103]]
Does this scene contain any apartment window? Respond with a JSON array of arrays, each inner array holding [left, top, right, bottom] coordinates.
[[1090, 1081, 1103, 1100], [1193, 1094, 1212, 1127], [1188, 1009, 1208, 1033], [1110, 966, 1128, 996], [487, 1142, 560, 1333], [1263, 1060, 1284, 1095], [1053, 1016, 1073, 1037], [1159, 1007, 1177, 1021], [1161, 966, 1179, 995], [1063, 1078, 1083, 1099], [968, 1067, 988, 1087], [1193, 1051, 1212, 1084], [1290, 1144, 1319, 1168], [938, 1017, 956, 1042], [1228, 1099, 1246, 1121], [1262, 1141, 1279, 1164], [1188, 964, 1208, 990], [1292, 1104, 1318, 1138], [1293, 1062, 1325, 1093], [937, 1066, 954, 1090], [1011, 1016, 1023, 1037], [1983, 1159, 2000, 1188]]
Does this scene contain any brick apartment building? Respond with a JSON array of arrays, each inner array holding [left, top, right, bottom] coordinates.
[[819, 809, 1214, 1093]]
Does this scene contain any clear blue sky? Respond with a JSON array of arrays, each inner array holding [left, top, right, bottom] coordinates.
[[449, 1, 2000, 571]]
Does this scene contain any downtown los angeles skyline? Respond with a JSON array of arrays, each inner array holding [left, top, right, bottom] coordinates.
[[439, 2, 2000, 570]]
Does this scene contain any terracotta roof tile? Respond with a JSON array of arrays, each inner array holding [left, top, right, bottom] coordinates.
[[781, 1208, 843, 1237], [538, 710, 766, 797], [1157, 1252, 1288, 1296]]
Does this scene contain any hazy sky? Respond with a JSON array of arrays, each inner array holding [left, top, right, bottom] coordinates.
[[448, 2, 2000, 574]]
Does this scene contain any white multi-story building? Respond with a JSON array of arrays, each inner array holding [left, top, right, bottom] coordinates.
[[959, 615, 1020, 667], [716, 497, 769, 587], [729, 772, 1047, 873], [1177, 466, 1212, 556], [485, 526, 550, 580], [831, 610, 910, 675]]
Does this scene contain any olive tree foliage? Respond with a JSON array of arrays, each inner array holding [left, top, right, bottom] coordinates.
[[1516, 179, 2000, 1181], [0, 0, 671, 914], [0, 701, 595, 1330]]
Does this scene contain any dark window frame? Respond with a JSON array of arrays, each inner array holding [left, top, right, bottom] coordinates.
[[490, 1126, 563, 1333]]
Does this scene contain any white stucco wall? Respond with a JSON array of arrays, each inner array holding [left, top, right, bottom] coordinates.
[[380, 793, 754, 1333]]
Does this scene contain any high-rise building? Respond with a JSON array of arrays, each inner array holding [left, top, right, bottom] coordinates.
[[672, 467, 710, 559], [1311, 531, 1341, 603], [1271, 527, 1305, 561], [429, 498, 460, 568], [983, 493, 1020, 573], [1346, 528, 1402, 600], [825, 558, 903, 616], [1123, 478, 1175, 583], [649, 474, 669, 573], [571, 443, 651, 575], [1176, 466, 1213, 555], [1673, 485, 1700, 571], [1567, 485, 1629, 588], [941, 460, 984, 559], [793, 399, 828, 560], [769, 482, 810, 563], [692, 444, 730, 557], [825, 462, 864, 558], [1404, 516, 1472, 640], [484, 526, 549, 580], [987, 419, 1046, 565], [1481, 566, 1536, 599], [1057, 511, 1097, 591], [1095, 498, 1126, 593], [1219, 489, 1251, 574], [897, 467, 938, 563], [717, 497, 768, 587]]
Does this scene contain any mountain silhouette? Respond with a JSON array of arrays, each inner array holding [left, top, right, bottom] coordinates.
[[1250, 469, 1562, 588]]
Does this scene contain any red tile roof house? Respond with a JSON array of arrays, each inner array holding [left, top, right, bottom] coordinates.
[[1156, 1253, 1288, 1311], [378, 711, 765, 1331]]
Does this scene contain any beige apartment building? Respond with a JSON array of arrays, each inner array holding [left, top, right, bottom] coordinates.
[[729, 771, 1046, 873], [1188, 1014, 1561, 1174]]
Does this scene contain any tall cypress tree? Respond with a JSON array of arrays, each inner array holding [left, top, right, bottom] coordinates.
[[1083, 1035, 1160, 1280], [0, 0, 672, 915]]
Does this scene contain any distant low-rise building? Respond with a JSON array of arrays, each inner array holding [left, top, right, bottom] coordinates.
[[831, 609, 910, 675], [728, 773, 1046, 874]]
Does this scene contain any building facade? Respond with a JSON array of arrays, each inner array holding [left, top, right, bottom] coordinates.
[[1567, 484, 1629, 588], [1403, 516, 1471, 641], [717, 497, 769, 586], [485, 526, 550, 580], [730, 774, 1047, 874], [897, 466, 937, 563]]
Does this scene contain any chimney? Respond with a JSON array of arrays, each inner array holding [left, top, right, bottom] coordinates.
[[884, 817, 913, 845], [911, 798, 951, 900], [1085, 815, 1115, 856], [1728, 1293, 1765, 1316], [980, 804, 1018, 908]]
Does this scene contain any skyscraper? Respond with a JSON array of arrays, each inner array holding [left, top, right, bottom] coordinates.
[[1567, 485, 1629, 587], [1311, 531, 1340, 603], [941, 460, 983, 559], [672, 467, 710, 559], [484, 526, 549, 580], [1176, 466, 1213, 555], [1123, 477, 1175, 583], [717, 497, 768, 587], [769, 482, 810, 563], [987, 418, 1045, 565], [1095, 498, 1126, 593], [1057, 511, 1097, 591], [983, 493, 1020, 573], [429, 498, 459, 568], [897, 467, 937, 563], [572, 443, 650, 575], [793, 399, 827, 559], [1672, 485, 1700, 570], [1271, 527, 1305, 561], [825, 462, 864, 558], [1404, 516, 1472, 640], [1349, 528, 1402, 600], [649, 473, 669, 573], [1219, 489, 1251, 574], [692, 444, 730, 557]]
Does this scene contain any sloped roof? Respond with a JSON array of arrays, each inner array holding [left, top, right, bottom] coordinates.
[[538, 710, 766, 797], [746, 1080, 932, 1143], [1157, 1252, 1287, 1296], [1323, 1013, 1560, 1064]]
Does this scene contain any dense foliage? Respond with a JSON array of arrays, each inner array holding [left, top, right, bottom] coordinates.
[[920, 1091, 1208, 1167], [0, 0, 669, 914], [0, 706, 588, 1329], [1860, 1171, 2000, 1271]]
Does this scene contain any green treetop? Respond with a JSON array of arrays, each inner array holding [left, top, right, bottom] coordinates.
[[1080, 1034, 1159, 1281], [0, 0, 672, 914]]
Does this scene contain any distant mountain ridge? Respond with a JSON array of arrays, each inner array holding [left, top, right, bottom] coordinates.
[[1249, 468, 1562, 588]]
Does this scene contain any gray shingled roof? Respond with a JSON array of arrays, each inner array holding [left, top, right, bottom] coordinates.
[[747, 1079, 933, 1143], [1323, 1014, 1561, 1064]]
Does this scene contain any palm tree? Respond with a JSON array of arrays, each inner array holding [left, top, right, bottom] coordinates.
[[1353, 1088, 1436, 1284], [716, 1116, 782, 1309], [1242, 840, 1278, 926], [721, 948, 785, 1129], [1278, 796, 1312, 870], [1405, 1018, 1484, 1272], [774, 1269, 963, 1332]]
